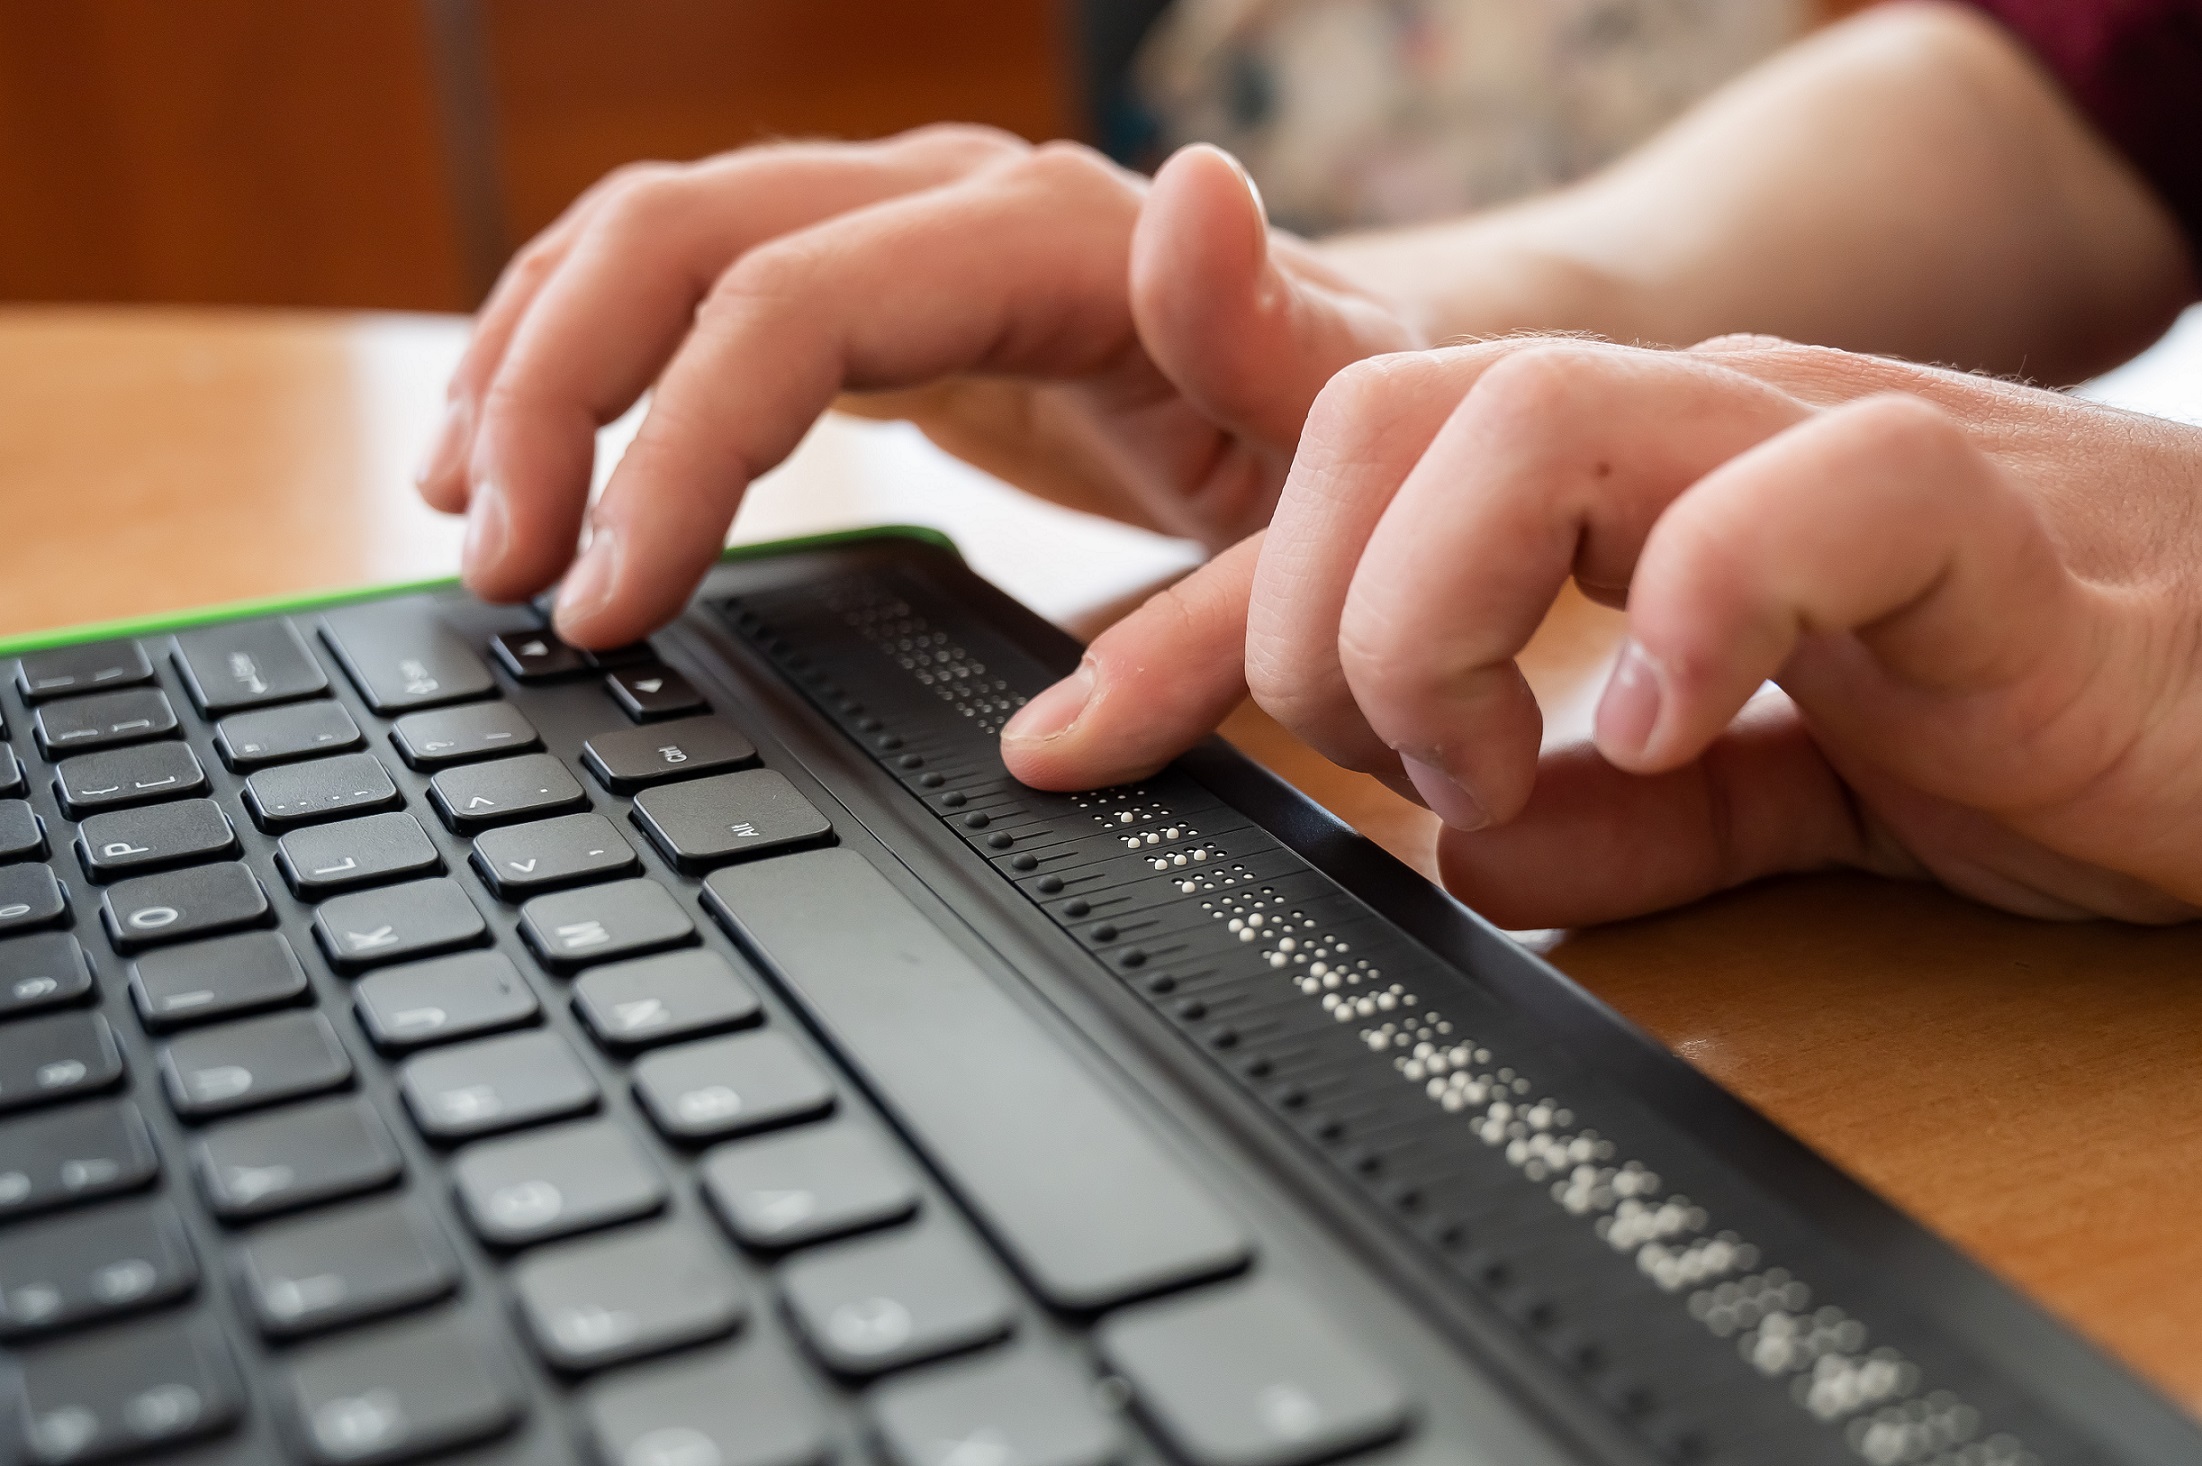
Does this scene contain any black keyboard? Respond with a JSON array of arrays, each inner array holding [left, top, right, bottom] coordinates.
[[0, 529, 2193, 1466]]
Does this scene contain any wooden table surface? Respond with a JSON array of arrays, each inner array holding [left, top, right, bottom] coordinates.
[[6, 305, 2201, 1414]]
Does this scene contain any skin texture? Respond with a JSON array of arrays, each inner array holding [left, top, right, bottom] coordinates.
[[419, 2, 2201, 925], [1001, 337, 2202, 928]]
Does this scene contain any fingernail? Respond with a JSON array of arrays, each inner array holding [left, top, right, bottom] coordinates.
[[460, 478, 509, 581], [1401, 756, 1490, 832], [414, 398, 471, 493], [1595, 639, 1667, 762], [1218, 147, 1266, 224], [556, 527, 620, 627], [1002, 661, 1098, 745]]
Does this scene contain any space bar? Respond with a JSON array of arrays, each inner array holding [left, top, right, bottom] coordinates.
[[703, 847, 1252, 1311]]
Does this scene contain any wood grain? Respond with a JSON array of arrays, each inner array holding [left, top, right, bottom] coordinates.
[[478, 0, 1075, 242]]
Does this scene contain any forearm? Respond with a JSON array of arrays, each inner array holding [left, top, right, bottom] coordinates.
[[1322, 2, 2196, 384]]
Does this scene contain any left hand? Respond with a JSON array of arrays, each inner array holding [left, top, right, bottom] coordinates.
[[1000, 335, 2202, 928]]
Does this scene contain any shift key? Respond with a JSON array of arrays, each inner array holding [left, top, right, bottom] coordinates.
[[321, 603, 495, 713]]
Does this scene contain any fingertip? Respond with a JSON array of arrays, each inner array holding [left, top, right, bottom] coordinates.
[[413, 398, 474, 514], [1131, 144, 1272, 349]]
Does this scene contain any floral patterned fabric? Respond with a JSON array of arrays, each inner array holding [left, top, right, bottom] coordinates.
[[1133, 0, 1812, 232]]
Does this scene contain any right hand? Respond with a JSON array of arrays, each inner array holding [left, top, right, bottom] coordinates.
[[413, 127, 1426, 647]]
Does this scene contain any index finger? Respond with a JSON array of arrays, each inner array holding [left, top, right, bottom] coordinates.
[[551, 145, 1153, 645]]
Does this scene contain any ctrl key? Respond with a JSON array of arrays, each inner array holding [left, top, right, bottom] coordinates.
[[283, 1312, 521, 1466], [7, 1316, 242, 1465]]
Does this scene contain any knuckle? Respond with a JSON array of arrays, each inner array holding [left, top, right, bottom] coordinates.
[[1004, 139, 1125, 192], [591, 166, 703, 243], [896, 121, 1030, 162]]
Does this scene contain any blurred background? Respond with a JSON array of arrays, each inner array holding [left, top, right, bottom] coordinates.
[[0, 0, 1875, 311]]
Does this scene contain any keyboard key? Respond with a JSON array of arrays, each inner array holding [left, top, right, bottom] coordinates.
[[0, 1100, 158, 1220], [236, 1198, 457, 1338], [708, 849, 1253, 1312], [518, 877, 695, 973], [582, 1344, 829, 1466], [101, 861, 269, 952], [0, 799, 46, 863], [586, 641, 655, 670], [428, 752, 587, 833], [572, 948, 761, 1052], [634, 1030, 834, 1143], [781, 1220, 1017, 1377], [172, 618, 329, 713], [277, 812, 442, 899], [0, 1012, 124, 1112], [0, 932, 94, 1018], [1095, 1279, 1414, 1466], [489, 628, 586, 683], [158, 1010, 353, 1119], [33, 687, 178, 758], [398, 1029, 597, 1141], [243, 751, 403, 831], [314, 877, 487, 971], [0, 1198, 197, 1338], [511, 1217, 749, 1372], [14, 639, 153, 704], [53, 741, 207, 818], [871, 1349, 1122, 1466], [0, 864, 67, 937], [391, 700, 540, 770], [130, 930, 310, 1030], [701, 1122, 918, 1250], [0, 755, 18, 798], [582, 715, 758, 793], [607, 664, 707, 722], [321, 602, 497, 714], [471, 812, 638, 900], [452, 1118, 665, 1247], [76, 798, 236, 880], [7, 1315, 242, 1465], [284, 1312, 521, 1465], [214, 699, 363, 769], [632, 769, 834, 874], [355, 950, 540, 1052], [193, 1095, 402, 1220]]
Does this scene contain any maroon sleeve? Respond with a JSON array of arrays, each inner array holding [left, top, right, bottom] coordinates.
[[1958, 0, 2202, 249]]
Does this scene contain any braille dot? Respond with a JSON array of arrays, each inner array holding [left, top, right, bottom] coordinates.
[[1314, 1116, 1346, 1142], [1275, 1085, 1307, 1109], [898, 754, 925, 770], [1063, 899, 1091, 918], [1033, 872, 1060, 890], [1207, 1026, 1238, 1050], [857, 717, 883, 733], [919, 773, 946, 789], [1240, 1055, 1272, 1079], [1118, 949, 1146, 969], [987, 833, 1013, 850], [1174, 998, 1206, 1021], [1089, 923, 1118, 942], [875, 735, 903, 751], [1144, 973, 1177, 995], [940, 791, 967, 808], [962, 812, 990, 829]]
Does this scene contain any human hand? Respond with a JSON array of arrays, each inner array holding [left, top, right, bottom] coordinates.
[[415, 128, 1423, 646], [1001, 336, 2202, 927]]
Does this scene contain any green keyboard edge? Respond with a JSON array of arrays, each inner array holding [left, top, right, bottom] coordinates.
[[0, 524, 962, 658]]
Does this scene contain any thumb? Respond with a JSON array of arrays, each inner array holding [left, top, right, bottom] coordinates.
[[1002, 533, 1263, 790], [1130, 145, 1420, 450]]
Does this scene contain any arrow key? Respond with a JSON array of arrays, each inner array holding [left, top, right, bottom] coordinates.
[[606, 665, 706, 723], [470, 812, 638, 900], [313, 878, 487, 972], [489, 629, 586, 683], [428, 753, 588, 834]]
